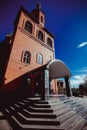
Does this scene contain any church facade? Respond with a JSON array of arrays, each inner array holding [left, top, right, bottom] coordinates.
[[0, 3, 71, 100]]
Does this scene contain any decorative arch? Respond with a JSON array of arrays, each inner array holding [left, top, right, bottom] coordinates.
[[47, 59, 71, 79], [46, 59, 72, 97]]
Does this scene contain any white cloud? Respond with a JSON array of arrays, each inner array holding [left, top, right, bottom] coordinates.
[[77, 42, 87, 48], [73, 67, 87, 73], [80, 67, 87, 73], [70, 74, 86, 88]]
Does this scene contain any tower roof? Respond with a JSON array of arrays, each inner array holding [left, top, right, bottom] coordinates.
[[13, 5, 54, 38]]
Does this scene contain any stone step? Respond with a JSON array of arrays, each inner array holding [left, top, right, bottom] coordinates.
[[57, 110, 76, 123], [22, 109, 57, 119], [71, 104, 83, 110], [11, 116, 64, 130], [51, 103, 67, 111], [27, 106, 53, 113], [63, 99, 74, 104], [50, 103, 64, 108], [74, 106, 85, 113], [67, 102, 77, 107], [26, 97, 41, 103], [78, 108, 87, 117], [71, 118, 86, 130], [48, 98, 62, 104], [32, 103, 51, 108], [49, 100, 64, 107], [1, 96, 87, 130], [17, 100, 51, 109], [3, 104, 57, 119], [54, 106, 71, 116], [49, 95, 66, 99], [59, 97, 70, 101], [3, 106, 57, 119], [14, 112, 60, 125], [62, 113, 83, 130], [37, 100, 49, 104]]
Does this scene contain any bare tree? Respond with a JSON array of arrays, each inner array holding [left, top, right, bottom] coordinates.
[[79, 75, 87, 95]]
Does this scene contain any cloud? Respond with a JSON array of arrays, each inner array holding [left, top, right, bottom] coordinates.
[[79, 69, 87, 73], [70, 74, 86, 88], [77, 42, 87, 48], [73, 67, 87, 73]]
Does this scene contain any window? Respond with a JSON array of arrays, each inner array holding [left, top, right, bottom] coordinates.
[[38, 31, 43, 41], [41, 16, 43, 23], [23, 51, 31, 64], [47, 38, 52, 48], [37, 53, 43, 64], [24, 21, 33, 34]]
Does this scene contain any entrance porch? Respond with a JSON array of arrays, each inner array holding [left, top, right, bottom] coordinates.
[[23, 59, 72, 100]]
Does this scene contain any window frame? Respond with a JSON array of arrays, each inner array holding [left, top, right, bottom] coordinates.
[[37, 53, 43, 64], [24, 20, 33, 34], [23, 51, 31, 64], [38, 30, 44, 41], [41, 16, 43, 23], [47, 38, 53, 48]]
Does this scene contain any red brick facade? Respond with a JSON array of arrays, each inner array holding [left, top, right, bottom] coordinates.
[[0, 4, 58, 98], [4, 5, 55, 84]]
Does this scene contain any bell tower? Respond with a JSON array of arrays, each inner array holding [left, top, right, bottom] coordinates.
[[31, 3, 45, 27]]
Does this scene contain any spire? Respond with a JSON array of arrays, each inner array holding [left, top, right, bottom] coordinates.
[[36, 3, 41, 9], [31, 3, 45, 27]]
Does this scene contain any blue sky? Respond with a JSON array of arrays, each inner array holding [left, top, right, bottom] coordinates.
[[0, 0, 87, 88]]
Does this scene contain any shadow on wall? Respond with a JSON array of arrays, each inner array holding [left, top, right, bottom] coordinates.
[[0, 67, 45, 104], [1, 74, 34, 104]]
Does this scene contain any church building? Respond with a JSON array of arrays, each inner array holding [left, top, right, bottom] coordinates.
[[0, 3, 71, 100]]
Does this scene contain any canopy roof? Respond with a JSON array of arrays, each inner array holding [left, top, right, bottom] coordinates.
[[47, 59, 71, 79]]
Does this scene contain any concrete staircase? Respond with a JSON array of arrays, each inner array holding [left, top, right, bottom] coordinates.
[[49, 96, 87, 130], [0, 96, 87, 130]]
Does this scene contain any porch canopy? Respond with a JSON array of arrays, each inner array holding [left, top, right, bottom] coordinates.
[[46, 59, 72, 97], [47, 59, 71, 79]]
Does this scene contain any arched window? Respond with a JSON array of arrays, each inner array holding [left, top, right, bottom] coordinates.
[[37, 53, 43, 64], [47, 38, 52, 48], [38, 31, 43, 41], [41, 16, 43, 23], [24, 21, 33, 34], [23, 51, 31, 64]]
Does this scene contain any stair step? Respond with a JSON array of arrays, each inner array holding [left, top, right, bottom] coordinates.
[[57, 110, 76, 123], [51, 104, 67, 111], [49, 101, 64, 107], [49, 99, 61, 104], [23, 109, 57, 118], [54, 107, 71, 116], [38, 100, 49, 104], [78, 108, 87, 117], [27, 106, 53, 113], [32, 103, 51, 108], [62, 114, 82, 130], [14, 112, 60, 125], [26, 97, 40, 103], [71, 118, 86, 130], [11, 116, 64, 130]]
